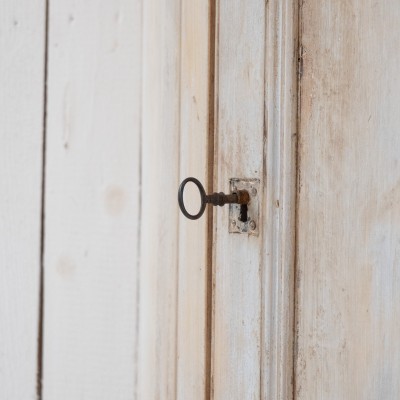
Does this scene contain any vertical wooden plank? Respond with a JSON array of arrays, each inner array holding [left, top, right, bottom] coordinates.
[[212, 1, 265, 398], [0, 1, 45, 398], [137, 0, 181, 398], [177, 1, 210, 399], [43, 1, 141, 398], [262, 0, 298, 399], [296, 1, 400, 398]]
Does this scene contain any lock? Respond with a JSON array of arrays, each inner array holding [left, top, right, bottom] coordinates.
[[178, 177, 260, 235], [228, 178, 260, 235]]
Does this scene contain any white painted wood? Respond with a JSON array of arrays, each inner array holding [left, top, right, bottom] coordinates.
[[295, 1, 400, 398], [0, 1, 46, 398], [212, 1, 266, 398], [177, 1, 211, 399], [262, 0, 298, 399], [212, 2, 298, 398], [137, 0, 181, 398], [42, 1, 141, 398]]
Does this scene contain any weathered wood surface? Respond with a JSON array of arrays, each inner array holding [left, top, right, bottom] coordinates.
[[212, 1, 298, 398], [138, 1, 211, 399], [262, 0, 298, 399], [0, 1, 46, 398], [43, 1, 141, 398], [137, 0, 181, 398], [212, 1, 266, 398], [177, 1, 211, 399], [295, 1, 400, 398]]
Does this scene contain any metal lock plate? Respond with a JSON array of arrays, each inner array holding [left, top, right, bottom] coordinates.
[[229, 178, 260, 236]]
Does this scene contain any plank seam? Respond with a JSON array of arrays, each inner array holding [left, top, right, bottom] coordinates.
[[37, 0, 50, 398], [205, 0, 217, 399], [292, 0, 304, 398], [260, 0, 268, 396], [209, 1, 220, 398]]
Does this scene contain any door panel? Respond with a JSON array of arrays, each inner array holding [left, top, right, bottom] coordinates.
[[138, 0, 181, 398], [212, 1, 298, 398], [213, 1, 266, 397], [44, 2, 141, 398], [0, 1, 46, 397], [177, 1, 211, 398], [139, 0, 211, 398], [295, 1, 400, 398]]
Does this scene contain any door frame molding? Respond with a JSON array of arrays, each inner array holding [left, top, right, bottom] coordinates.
[[261, 0, 299, 398]]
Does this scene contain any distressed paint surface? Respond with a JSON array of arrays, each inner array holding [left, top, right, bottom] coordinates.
[[212, 1, 298, 398], [43, 1, 141, 398], [296, 1, 400, 398], [262, 0, 298, 399], [177, 1, 210, 399], [212, 1, 266, 398], [0, 1, 46, 398]]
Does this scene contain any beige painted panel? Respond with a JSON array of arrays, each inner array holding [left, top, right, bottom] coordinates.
[[137, 0, 181, 398], [0, 1, 46, 398], [296, 1, 400, 398], [177, 1, 210, 399], [43, 1, 141, 398], [139, 1, 211, 398]]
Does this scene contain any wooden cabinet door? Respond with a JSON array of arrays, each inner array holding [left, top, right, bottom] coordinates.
[[211, 1, 400, 399], [295, 0, 400, 398]]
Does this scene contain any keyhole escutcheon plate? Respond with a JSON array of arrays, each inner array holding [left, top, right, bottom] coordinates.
[[229, 178, 260, 236]]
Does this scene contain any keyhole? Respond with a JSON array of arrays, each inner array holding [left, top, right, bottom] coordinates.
[[239, 204, 248, 223]]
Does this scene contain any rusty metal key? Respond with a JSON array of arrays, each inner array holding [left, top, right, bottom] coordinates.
[[178, 177, 249, 220]]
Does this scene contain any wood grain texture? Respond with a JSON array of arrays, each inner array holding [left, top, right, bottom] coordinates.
[[177, 1, 210, 399], [262, 0, 298, 399], [295, 1, 400, 398], [137, 0, 181, 398], [43, 1, 141, 398], [212, 1, 266, 398], [0, 1, 46, 398]]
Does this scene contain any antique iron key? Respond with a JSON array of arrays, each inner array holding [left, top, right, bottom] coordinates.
[[178, 177, 250, 220]]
